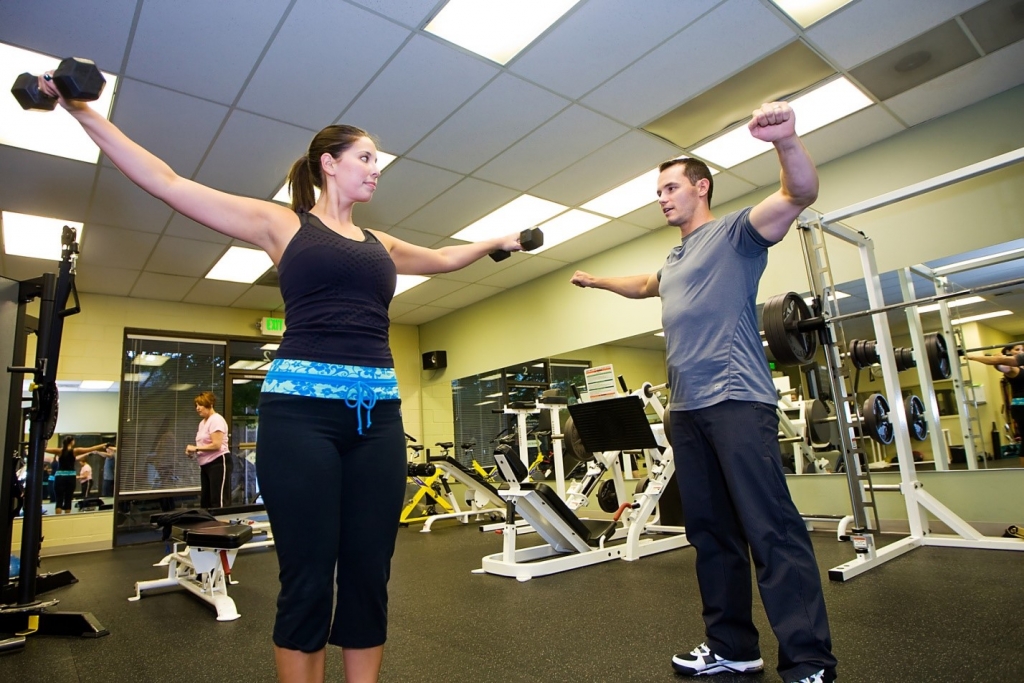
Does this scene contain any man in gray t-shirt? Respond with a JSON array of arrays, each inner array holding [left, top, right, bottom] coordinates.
[[571, 102, 836, 683]]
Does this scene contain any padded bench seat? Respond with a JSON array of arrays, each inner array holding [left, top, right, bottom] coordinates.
[[171, 521, 254, 549]]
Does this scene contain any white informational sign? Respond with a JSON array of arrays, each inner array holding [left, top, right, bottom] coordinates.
[[584, 364, 618, 399]]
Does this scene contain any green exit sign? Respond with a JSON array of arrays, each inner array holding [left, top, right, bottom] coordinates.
[[261, 316, 286, 336]]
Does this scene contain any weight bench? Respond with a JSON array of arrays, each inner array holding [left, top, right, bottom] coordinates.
[[129, 518, 253, 621], [418, 455, 508, 532]]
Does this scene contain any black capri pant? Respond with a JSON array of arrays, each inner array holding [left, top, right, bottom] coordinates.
[[53, 474, 77, 511], [257, 392, 407, 652]]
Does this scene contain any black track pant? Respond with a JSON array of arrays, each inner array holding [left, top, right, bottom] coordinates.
[[200, 454, 231, 509], [257, 393, 406, 652], [53, 474, 76, 511], [669, 400, 837, 682]]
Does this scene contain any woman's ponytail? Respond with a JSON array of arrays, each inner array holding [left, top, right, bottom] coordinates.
[[287, 156, 317, 213]]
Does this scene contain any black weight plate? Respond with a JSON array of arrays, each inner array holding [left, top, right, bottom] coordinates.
[[861, 393, 894, 445], [864, 341, 879, 366], [807, 399, 832, 445], [597, 479, 619, 513], [905, 394, 928, 441], [849, 340, 864, 369], [925, 333, 951, 380], [763, 292, 817, 366], [562, 417, 594, 462]]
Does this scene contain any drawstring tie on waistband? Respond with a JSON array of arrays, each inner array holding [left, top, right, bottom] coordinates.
[[345, 381, 378, 435]]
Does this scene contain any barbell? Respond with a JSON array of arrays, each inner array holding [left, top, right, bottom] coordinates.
[[762, 275, 1024, 369]]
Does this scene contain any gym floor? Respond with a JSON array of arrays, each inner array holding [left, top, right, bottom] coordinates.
[[2, 524, 1022, 682]]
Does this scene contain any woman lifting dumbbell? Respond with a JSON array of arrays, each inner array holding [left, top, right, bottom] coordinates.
[[967, 343, 1024, 441], [34, 69, 529, 683]]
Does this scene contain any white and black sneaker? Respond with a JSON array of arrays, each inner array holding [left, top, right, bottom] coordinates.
[[788, 670, 836, 683], [671, 642, 764, 676]]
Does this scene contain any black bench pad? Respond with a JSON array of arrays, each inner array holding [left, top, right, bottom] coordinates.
[[171, 521, 254, 548]]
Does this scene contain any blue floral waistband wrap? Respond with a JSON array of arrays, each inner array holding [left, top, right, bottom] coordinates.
[[262, 358, 400, 435]]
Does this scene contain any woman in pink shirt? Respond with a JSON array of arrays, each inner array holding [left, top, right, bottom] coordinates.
[[185, 391, 231, 509]]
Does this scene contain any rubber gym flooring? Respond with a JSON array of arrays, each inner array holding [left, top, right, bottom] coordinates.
[[2, 524, 1022, 682]]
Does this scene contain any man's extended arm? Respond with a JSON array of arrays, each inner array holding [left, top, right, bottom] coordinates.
[[570, 270, 660, 299]]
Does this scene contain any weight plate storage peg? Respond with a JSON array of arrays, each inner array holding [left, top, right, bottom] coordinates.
[[763, 292, 818, 366], [861, 393, 894, 445], [904, 394, 928, 441]]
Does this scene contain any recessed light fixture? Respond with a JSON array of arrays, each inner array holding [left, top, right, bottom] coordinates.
[[474, 400, 497, 407], [132, 354, 169, 367], [582, 162, 719, 219], [79, 380, 114, 390], [933, 247, 1024, 274], [452, 194, 567, 243], [917, 296, 985, 314], [206, 246, 273, 284], [803, 290, 850, 306], [229, 360, 266, 370], [768, 0, 855, 28], [123, 372, 151, 382], [260, 343, 280, 351], [425, 0, 581, 65], [395, 274, 429, 295], [654, 331, 665, 337], [272, 151, 396, 204], [692, 77, 872, 168], [0, 42, 118, 163], [531, 210, 609, 253], [168, 383, 196, 392], [485, 392, 504, 398], [950, 310, 1012, 325], [2, 211, 84, 260]]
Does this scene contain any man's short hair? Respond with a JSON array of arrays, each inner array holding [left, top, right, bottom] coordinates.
[[659, 158, 714, 207]]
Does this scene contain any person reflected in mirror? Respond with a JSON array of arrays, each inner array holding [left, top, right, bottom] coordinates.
[[44, 437, 108, 514], [39, 68, 528, 683], [99, 445, 116, 497], [571, 102, 836, 683], [968, 343, 1024, 441], [77, 459, 93, 499], [185, 391, 231, 510]]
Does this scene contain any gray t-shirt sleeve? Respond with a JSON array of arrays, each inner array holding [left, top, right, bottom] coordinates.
[[727, 207, 777, 256]]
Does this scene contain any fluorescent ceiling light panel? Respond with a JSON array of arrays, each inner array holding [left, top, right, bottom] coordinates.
[[168, 383, 196, 391], [936, 247, 1024, 272], [132, 354, 169, 367], [79, 380, 114, 390], [206, 246, 273, 283], [233, 379, 252, 384], [229, 360, 266, 370], [452, 195, 566, 242], [655, 331, 665, 337], [0, 42, 118, 163], [692, 77, 871, 168], [917, 296, 985, 314], [2, 212, 84, 260], [272, 151, 395, 204], [395, 274, 429, 295], [260, 343, 280, 351], [474, 400, 497, 407], [582, 169, 660, 218], [531, 210, 609, 253], [950, 310, 1012, 325], [485, 392, 504, 398], [769, 0, 855, 28], [123, 372, 150, 382], [425, 0, 581, 65], [803, 290, 850, 305]]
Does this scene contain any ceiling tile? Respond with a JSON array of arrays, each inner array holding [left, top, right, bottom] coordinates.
[[530, 131, 682, 207], [392, 277, 468, 306], [430, 283, 505, 309], [345, 0, 442, 27], [87, 166, 174, 233], [387, 301, 421, 318], [0, 254, 64, 282], [405, 73, 570, 174], [0, 0, 136, 69], [476, 256, 567, 288], [729, 148, 789, 188], [474, 106, 630, 191], [806, 0, 987, 69], [110, 79, 229, 178], [850, 21, 980, 101], [645, 40, 835, 148], [342, 34, 498, 154], [707, 173, 759, 207], [510, 0, 718, 99], [130, 272, 196, 301], [427, 251, 517, 284], [164, 214, 233, 244], [0, 146, 95, 220], [381, 226, 441, 248], [231, 284, 284, 311], [534, 220, 647, 264], [884, 39, 1024, 126], [73, 263, 139, 297], [146, 236, 229, 278], [798, 106, 906, 168], [126, 0, 290, 104], [239, 0, 411, 129], [194, 110, 314, 198], [182, 279, 252, 307], [398, 177, 518, 238], [619, 202, 670, 230], [962, 0, 1024, 53], [352, 159, 462, 227], [77, 224, 159, 270], [582, 0, 795, 126], [390, 304, 454, 325]]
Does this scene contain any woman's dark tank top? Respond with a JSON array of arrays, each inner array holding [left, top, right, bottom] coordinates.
[[275, 212, 396, 367], [1008, 369, 1024, 399]]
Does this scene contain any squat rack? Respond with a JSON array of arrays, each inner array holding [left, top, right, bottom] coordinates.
[[796, 146, 1024, 581]]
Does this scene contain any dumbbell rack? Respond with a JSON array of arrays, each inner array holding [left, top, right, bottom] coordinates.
[[797, 218, 880, 536]]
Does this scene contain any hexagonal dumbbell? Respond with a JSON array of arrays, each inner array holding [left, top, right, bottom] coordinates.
[[489, 227, 544, 262], [11, 57, 106, 111]]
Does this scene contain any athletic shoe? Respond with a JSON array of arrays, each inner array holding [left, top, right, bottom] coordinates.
[[787, 669, 837, 683], [671, 642, 764, 676]]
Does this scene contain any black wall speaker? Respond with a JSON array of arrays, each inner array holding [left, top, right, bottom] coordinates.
[[422, 350, 447, 370]]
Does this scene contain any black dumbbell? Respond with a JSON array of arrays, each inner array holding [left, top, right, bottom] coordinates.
[[407, 462, 436, 477], [489, 227, 544, 262], [11, 57, 106, 111]]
